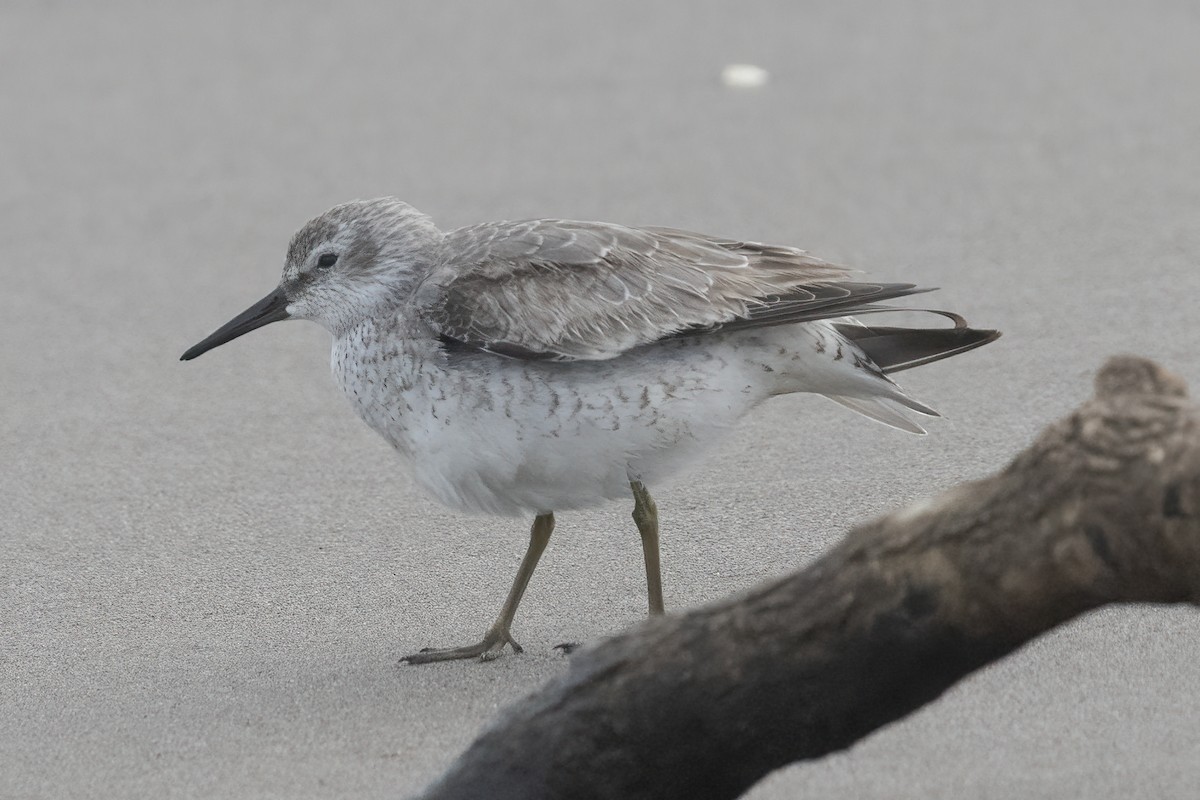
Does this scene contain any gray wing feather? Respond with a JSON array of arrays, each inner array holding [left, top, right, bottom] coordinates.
[[414, 219, 915, 361]]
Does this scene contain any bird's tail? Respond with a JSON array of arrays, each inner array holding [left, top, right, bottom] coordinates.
[[819, 311, 998, 434], [834, 313, 1000, 374], [824, 395, 932, 434]]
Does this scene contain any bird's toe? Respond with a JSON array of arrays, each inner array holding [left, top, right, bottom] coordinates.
[[399, 624, 523, 665]]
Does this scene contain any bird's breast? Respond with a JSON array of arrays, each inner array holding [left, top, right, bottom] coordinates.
[[330, 321, 438, 454]]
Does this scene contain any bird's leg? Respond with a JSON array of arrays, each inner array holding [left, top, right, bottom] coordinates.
[[630, 480, 665, 615], [555, 485, 664, 657], [401, 512, 555, 665]]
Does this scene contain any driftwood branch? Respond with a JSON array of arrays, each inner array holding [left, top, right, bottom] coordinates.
[[417, 356, 1200, 800]]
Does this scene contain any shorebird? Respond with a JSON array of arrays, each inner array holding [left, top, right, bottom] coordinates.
[[181, 198, 999, 663]]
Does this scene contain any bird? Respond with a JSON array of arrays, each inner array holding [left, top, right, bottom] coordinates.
[[181, 197, 999, 664]]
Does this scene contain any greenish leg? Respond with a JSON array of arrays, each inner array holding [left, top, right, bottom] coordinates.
[[631, 481, 665, 615], [401, 512, 555, 665]]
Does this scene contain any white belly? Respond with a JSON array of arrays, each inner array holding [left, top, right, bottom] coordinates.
[[332, 325, 774, 515], [332, 319, 904, 516]]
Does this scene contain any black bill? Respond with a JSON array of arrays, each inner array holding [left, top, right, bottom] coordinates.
[[180, 288, 290, 361]]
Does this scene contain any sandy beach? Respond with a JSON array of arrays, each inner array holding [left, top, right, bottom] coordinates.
[[3, 2, 1198, 797]]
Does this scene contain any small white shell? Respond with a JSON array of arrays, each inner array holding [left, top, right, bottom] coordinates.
[[721, 64, 769, 89]]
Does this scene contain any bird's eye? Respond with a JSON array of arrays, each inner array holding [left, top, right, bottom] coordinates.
[[316, 252, 338, 269]]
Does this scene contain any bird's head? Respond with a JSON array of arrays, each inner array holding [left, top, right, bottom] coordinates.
[[181, 197, 442, 361]]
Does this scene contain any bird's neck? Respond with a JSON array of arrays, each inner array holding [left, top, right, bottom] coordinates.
[[318, 276, 419, 339], [332, 313, 441, 372]]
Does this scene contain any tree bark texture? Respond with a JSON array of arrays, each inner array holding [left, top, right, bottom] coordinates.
[[417, 356, 1200, 800]]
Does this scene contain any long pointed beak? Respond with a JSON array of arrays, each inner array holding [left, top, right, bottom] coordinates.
[[180, 288, 290, 361]]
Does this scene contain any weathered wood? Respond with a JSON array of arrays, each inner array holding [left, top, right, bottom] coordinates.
[[417, 356, 1200, 800]]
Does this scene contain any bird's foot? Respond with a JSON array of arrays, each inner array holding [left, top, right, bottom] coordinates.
[[399, 624, 523, 665]]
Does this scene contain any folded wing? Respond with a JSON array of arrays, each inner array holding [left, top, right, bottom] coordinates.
[[414, 219, 928, 362]]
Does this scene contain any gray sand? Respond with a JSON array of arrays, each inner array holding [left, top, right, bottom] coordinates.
[[3, 1, 1198, 797]]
